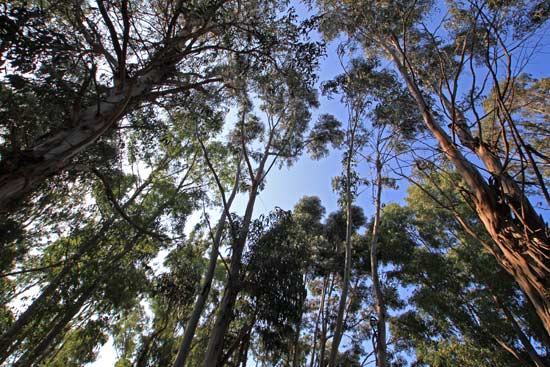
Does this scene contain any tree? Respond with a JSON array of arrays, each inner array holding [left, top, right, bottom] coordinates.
[[322, 55, 423, 367], [379, 168, 549, 366], [200, 24, 331, 364], [0, 0, 298, 210], [316, 0, 550, 334], [0, 103, 205, 364]]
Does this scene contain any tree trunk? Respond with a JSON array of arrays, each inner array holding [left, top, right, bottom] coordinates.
[[172, 167, 241, 367], [493, 292, 546, 367], [309, 276, 328, 367], [370, 156, 387, 367], [328, 119, 356, 367], [319, 274, 335, 367], [202, 181, 260, 366], [13, 283, 96, 367], [0, 226, 110, 363], [291, 278, 306, 367], [0, 79, 142, 210], [0, 18, 222, 212], [383, 38, 550, 336]]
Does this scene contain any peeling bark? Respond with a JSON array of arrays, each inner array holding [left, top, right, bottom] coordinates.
[[383, 39, 550, 335]]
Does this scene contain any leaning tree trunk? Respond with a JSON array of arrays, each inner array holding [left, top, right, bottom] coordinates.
[[492, 291, 546, 367], [172, 165, 241, 367], [383, 38, 550, 335], [0, 225, 110, 363], [13, 283, 97, 367], [202, 180, 260, 366], [0, 73, 149, 210], [0, 20, 221, 212], [370, 156, 387, 367]]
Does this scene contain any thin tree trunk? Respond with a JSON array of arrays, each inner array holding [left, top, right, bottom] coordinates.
[[0, 170, 156, 362], [291, 278, 306, 367], [172, 165, 241, 367], [202, 122, 276, 366], [309, 276, 328, 367], [202, 181, 260, 366], [319, 274, 335, 367], [328, 119, 356, 367], [237, 324, 253, 367], [370, 156, 387, 367], [13, 283, 97, 367], [0, 226, 109, 363], [383, 38, 550, 335]]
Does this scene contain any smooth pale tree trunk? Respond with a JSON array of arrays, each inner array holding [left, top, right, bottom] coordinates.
[[0, 75, 147, 210], [370, 157, 387, 367], [382, 37, 550, 335], [172, 166, 241, 367], [328, 121, 356, 367], [0, 19, 221, 211]]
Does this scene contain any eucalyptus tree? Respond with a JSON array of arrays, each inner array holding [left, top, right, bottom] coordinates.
[[378, 168, 549, 366], [223, 208, 311, 366], [0, 0, 304, 210], [316, 0, 550, 333], [302, 203, 367, 367], [0, 158, 200, 365], [321, 55, 423, 366], [322, 69, 363, 367], [201, 34, 333, 363], [0, 91, 212, 364]]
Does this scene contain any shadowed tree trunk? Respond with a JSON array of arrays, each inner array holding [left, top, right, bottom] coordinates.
[[370, 155, 387, 367], [328, 101, 358, 367]]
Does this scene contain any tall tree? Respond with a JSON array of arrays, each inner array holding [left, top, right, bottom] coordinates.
[[379, 168, 549, 366], [322, 56, 423, 366], [201, 25, 330, 364], [316, 0, 550, 333], [0, 0, 296, 210]]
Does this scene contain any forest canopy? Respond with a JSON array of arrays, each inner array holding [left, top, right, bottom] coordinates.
[[0, 0, 549, 366]]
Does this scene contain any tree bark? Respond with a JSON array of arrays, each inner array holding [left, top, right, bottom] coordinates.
[[383, 38, 550, 335], [202, 180, 260, 366]]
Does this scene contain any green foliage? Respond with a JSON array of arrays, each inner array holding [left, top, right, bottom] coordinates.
[[244, 209, 310, 358]]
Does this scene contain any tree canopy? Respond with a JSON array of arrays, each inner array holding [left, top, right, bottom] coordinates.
[[0, 1, 549, 366]]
